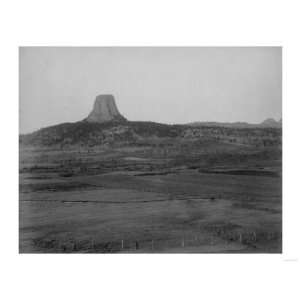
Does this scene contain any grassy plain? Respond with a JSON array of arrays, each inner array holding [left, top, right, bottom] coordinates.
[[19, 139, 282, 253]]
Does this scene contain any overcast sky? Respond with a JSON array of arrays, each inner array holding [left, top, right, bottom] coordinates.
[[20, 47, 281, 133]]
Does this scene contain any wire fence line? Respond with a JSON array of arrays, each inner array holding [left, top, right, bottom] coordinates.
[[32, 230, 282, 253]]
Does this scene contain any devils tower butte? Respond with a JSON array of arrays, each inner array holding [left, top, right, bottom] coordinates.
[[86, 95, 127, 123]]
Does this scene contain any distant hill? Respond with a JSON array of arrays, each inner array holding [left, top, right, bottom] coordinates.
[[19, 94, 282, 148], [19, 120, 186, 147], [189, 118, 282, 128], [19, 119, 282, 148], [260, 118, 281, 128]]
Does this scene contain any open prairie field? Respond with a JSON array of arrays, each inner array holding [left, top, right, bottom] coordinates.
[[19, 139, 282, 253]]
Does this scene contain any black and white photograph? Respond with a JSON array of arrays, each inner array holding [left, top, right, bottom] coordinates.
[[2, 1, 300, 300], [19, 47, 282, 253]]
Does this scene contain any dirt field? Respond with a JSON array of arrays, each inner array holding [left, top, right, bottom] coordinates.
[[19, 141, 282, 253]]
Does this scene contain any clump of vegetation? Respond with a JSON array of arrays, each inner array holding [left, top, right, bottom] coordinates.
[[203, 222, 282, 251]]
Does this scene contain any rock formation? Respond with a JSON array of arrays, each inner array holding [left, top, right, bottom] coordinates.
[[86, 94, 127, 123]]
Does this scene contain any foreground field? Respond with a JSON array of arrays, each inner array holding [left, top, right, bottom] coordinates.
[[19, 139, 282, 253]]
